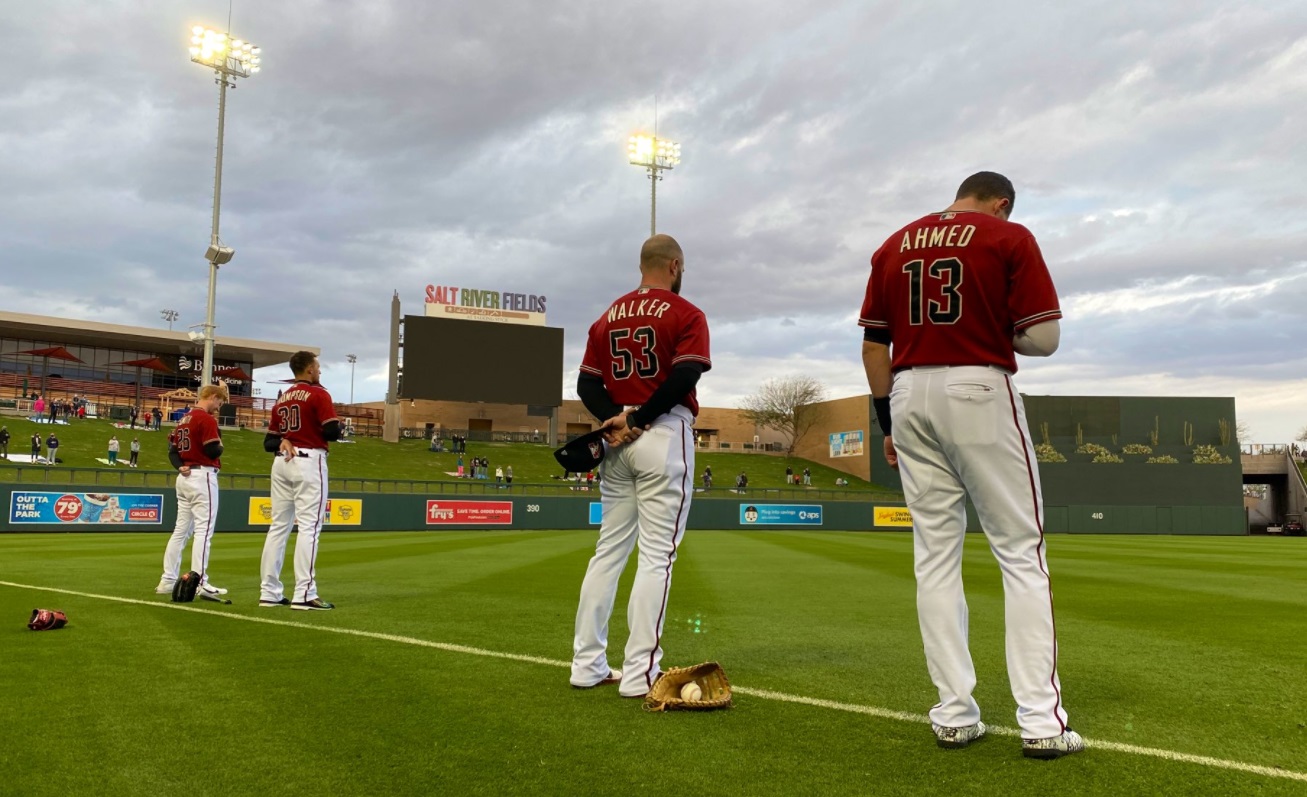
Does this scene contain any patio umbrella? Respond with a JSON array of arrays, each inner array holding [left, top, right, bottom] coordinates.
[[212, 365, 253, 382], [16, 346, 85, 397], [108, 357, 174, 408]]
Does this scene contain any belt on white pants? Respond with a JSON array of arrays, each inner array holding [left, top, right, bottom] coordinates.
[[906, 364, 1013, 376]]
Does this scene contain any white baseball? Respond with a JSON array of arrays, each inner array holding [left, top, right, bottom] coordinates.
[[680, 682, 703, 701]]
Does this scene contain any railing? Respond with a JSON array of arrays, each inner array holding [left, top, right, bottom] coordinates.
[[0, 464, 900, 502], [1241, 443, 1292, 455]]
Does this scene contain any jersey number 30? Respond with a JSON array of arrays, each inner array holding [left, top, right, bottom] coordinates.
[[276, 404, 302, 433], [903, 257, 963, 325], [610, 326, 659, 379]]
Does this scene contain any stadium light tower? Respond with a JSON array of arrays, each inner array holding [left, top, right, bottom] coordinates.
[[160, 309, 180, 330], [346, 354, 357, 404], [628, 134, 681, 236], [189, 25, 262, 387]]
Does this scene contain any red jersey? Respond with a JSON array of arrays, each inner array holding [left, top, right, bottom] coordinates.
[[579, 287, 712, 415], [859, 210, 1061, 373], [270, 380, 339, 450], [171, 408, 222, 469]]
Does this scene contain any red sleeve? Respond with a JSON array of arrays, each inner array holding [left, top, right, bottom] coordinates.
[[268, 401, 283, 435], [858, 246, 889, 331], [316, 388, 339, 426], [579, 318, 604, 378], [1008, 233, 1062, 331], [670, 307, 712, 371]]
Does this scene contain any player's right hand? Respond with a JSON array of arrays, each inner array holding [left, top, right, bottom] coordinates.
[[884, 435, 898, 470], [279, 439, 298, 461]]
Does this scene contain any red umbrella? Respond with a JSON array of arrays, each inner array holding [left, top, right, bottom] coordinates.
[[108, 357, 175, 407], [16, 346, 85, 397]]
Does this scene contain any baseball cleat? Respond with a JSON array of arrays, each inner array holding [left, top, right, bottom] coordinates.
[[291, 599, 335, 611], [571, 669, 622, 689], [155, 581, 175, 595], [1022, 729, 1085, 760], [200, 584, 229, 595], [259, 598, 291, 607], [933, 721, 987, 749]]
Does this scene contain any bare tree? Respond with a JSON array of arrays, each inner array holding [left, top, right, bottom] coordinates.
[[740, 376, 828, 456], [1295, 425, 1307, 443], [1236, 420, 1252, 443]]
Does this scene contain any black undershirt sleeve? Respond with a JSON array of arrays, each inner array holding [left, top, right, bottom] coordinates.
[[863, 327, 892, 345], [202, 441, 224, 460], [577, 373, 623, 424], [629, 363, 704, 430], [322, 420, 342, 442], [168, 446, 185, 470], [263, 433, 282, 453]]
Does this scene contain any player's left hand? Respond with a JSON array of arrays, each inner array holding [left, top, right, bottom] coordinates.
[[884, 435, 898, 470], [278, 439, 298, 461]]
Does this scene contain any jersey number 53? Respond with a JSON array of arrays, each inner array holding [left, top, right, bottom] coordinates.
[[610, 326, 659, 379]]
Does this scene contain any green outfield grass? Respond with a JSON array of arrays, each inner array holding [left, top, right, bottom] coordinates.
[[1, 531, 1304, 795], [0, 415, 883, 491]]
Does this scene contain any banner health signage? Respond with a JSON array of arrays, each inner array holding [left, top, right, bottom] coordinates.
[[829, 430, 864, 458], [10, 491, 164, 525], [247, 498, 363, 526], [424, 284, 547, 326], [739, 504, 823, 526]]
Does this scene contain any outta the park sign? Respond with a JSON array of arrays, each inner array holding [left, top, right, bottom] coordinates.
[[424, 284, 547, 326]]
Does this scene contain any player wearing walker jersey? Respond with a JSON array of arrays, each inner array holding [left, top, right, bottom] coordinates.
[[260, 351, 342, 610], [860, 172, 1083, 759], [157, 383, 230, 601], [570, 234, 711, 697]]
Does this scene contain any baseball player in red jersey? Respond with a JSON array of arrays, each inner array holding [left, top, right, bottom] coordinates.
[[259, 351, 342, 610], [157, 384, 230, 601], [860, 172, 1082, 759], [570, 234, 711, 697]]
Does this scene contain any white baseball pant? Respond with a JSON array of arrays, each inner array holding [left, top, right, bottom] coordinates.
[[890, 365, 1069, 740], [161, 467, 220, 585], [260, 450, 328, 603], [572, 405, 694, 697]]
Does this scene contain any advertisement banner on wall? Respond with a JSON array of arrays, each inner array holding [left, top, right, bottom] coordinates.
[[829, 430, 864, 458], [738, 504, 823, 526], [589, 502, 603, 525], [426, 500, 514, 525], [246, 498, 363, 526], [9, 491, 164, 525], [874, 506, 913, 528]]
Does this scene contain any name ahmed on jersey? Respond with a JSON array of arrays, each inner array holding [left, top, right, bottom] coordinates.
[[899, 221, 978, 252]]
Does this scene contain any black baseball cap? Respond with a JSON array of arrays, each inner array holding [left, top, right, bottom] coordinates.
[[554, 429, 606, 471]]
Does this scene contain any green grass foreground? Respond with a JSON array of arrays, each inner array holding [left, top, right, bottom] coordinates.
[[1, 531, 1304, 795], [0, 415, 881, 492]]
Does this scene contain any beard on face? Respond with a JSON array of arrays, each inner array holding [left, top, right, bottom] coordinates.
[[671, 271, 682, 295]]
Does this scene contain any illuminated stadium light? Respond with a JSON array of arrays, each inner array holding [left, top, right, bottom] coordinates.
[[627, 134, 681, 235], [188, 24, 264, 385]]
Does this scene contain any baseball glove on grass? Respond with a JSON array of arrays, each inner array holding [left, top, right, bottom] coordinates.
[[172, 571, 202, 603], [643, 661, 732, 712], [28, 609, 68, 631]]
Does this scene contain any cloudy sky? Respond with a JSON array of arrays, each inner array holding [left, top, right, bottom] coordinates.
[[3, 1, 1306, 440]]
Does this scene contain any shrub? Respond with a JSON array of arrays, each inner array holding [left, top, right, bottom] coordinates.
[[1122, 443, 1153, 455], [1192, 444, 1232, 465], [1147, 455, 1179, 464], [1034, 443, 1066, 463], [1076, 443, 1111, 456], [1092, 451, 1124, 463]]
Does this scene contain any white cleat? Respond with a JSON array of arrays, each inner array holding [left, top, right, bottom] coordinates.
[[200, 583, 228, 595], [933, 721, 987, 749], [155, 581, 175, 595], [1022, 729, 1085, 760]]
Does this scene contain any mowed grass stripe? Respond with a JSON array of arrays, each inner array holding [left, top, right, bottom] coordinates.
[[3, 577, 1305, 785]]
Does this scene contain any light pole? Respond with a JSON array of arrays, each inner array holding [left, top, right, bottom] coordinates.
[[346, 354, 357, 405], [628, 134, 681, 236], [189, 25, 261, 387], [161, 309, 179, 330]]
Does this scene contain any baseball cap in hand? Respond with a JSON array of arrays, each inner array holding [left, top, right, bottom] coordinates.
[[554, 429, 606, 471]]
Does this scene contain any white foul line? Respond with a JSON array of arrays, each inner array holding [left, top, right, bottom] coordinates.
[[3, 579, 1304, 785]]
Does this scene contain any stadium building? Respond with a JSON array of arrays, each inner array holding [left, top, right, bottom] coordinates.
[[0, 310, 314, 426]]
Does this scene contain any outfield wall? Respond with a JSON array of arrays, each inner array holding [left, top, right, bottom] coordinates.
[[0, 485, 1246, 534]]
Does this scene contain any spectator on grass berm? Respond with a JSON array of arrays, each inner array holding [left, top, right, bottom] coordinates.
[[130, 405, 139, 429], [144, 410, 152, 429], [736, 472, 748, 493], [31, 433, 41, 460], [108, 435, 120, 465], [785, 465, 793, 484], [46, 433, 59, 465], [702, 467, 713, 489], [49, 399, 58, 423], [130, 437, 141, 468], [803, 467, 812, 486], [0, 425, 9, 459], [505, 465, 513, 485], [456, 454, 465, 478], [33, 395, 45, 418], [495, 466, 504, 484], [154, 406, 163, 429]]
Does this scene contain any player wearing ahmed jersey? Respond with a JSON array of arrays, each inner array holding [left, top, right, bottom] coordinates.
[[157, 384, 230, 601], [259, 351, 342, 610], [860, 172, 1082, 760], [570, 234, 710, 697]]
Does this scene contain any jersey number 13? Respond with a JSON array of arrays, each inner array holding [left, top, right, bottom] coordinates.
[[903, 257, 963, 325]]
